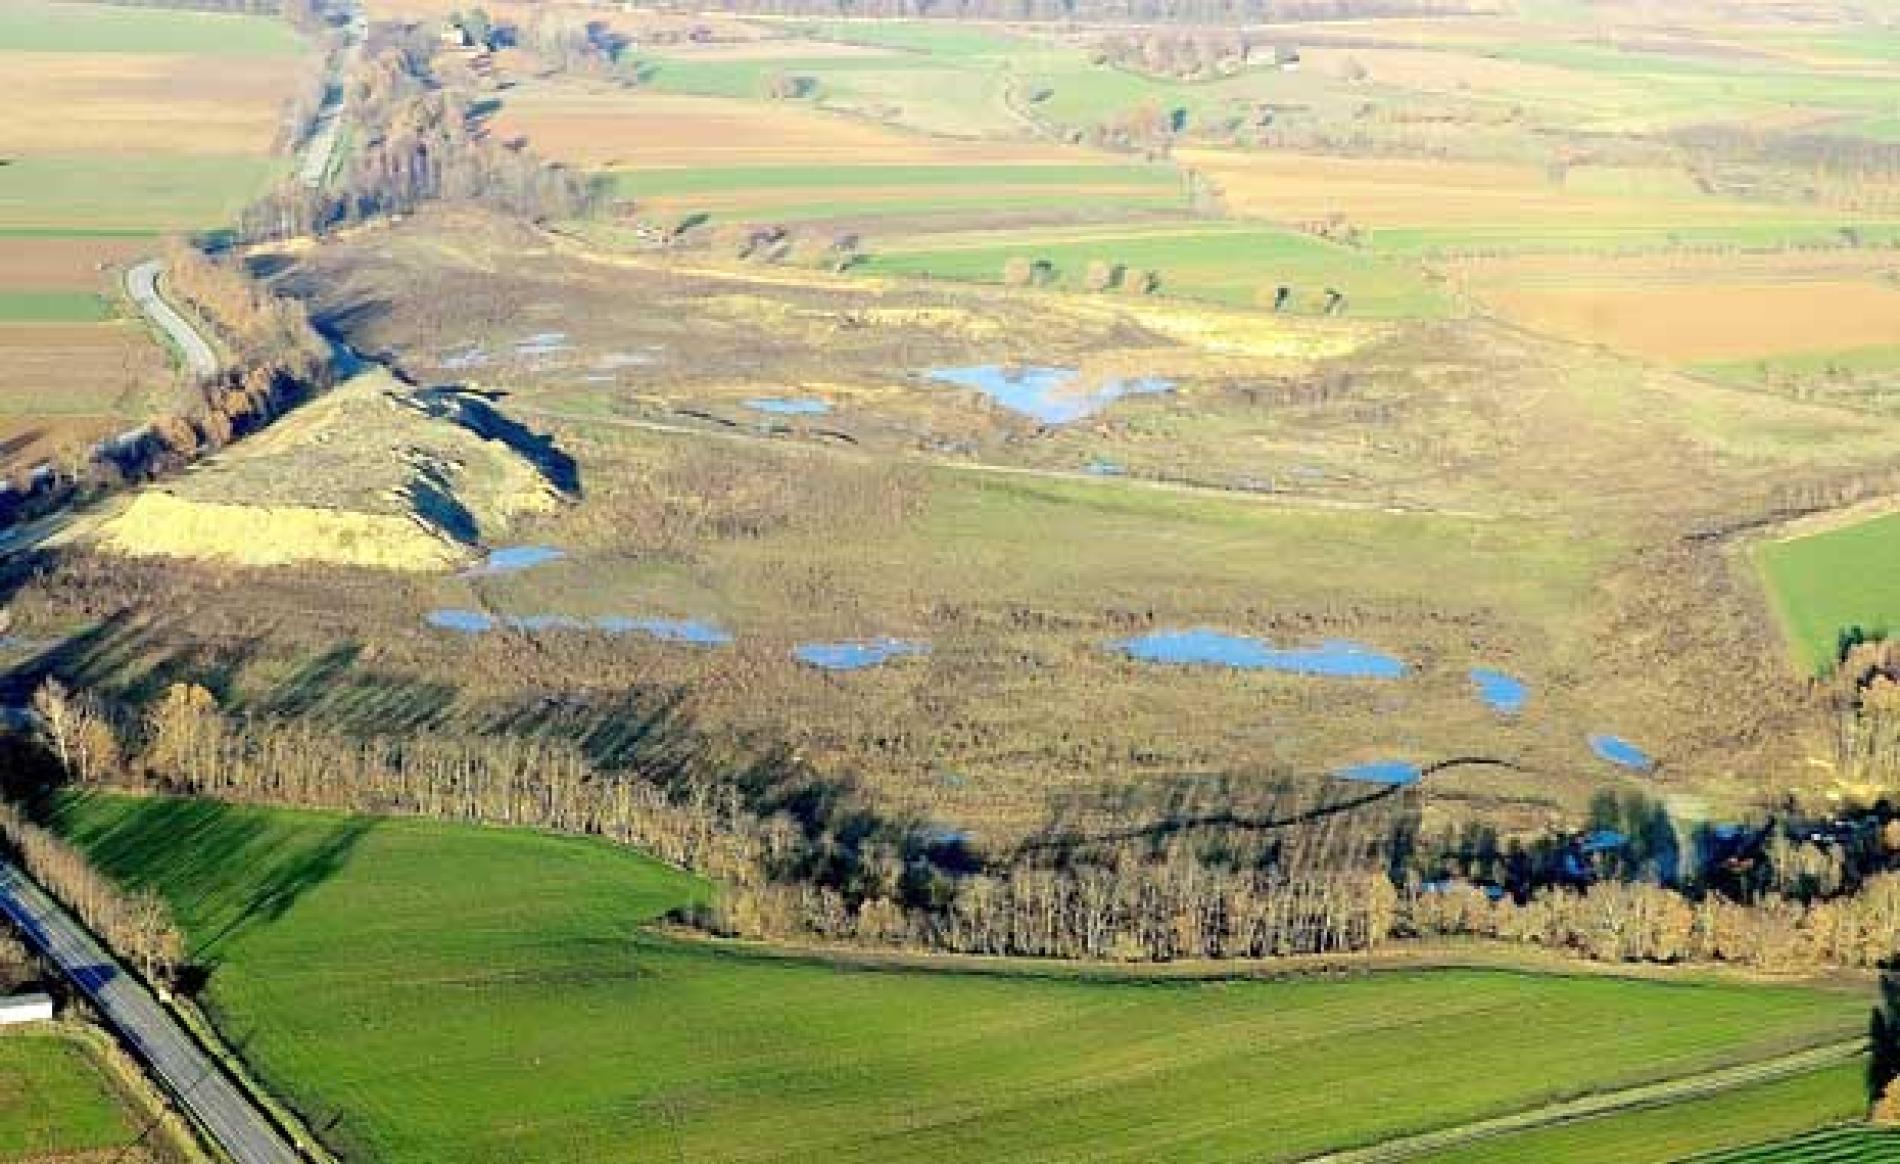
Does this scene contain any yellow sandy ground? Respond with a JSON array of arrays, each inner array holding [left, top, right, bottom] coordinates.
[[94, 491, 463, 570]]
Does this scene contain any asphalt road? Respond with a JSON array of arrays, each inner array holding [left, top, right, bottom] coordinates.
[[126, 259, 219, 382], [0, 860, 303, 1164]]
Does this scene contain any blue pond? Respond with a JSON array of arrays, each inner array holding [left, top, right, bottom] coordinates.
[[795, 638, 930, 671], [426, 609, 497, 633], [745, 397, 831, 416], [1083, 458, 1127, 477], [464, 545, 566, 575], [1470, 668, 1529, 715], [1589, 734, 1655, 772], [1113, 628, 1405, 679], [1336, 760, 1422, 786], [426, 610, 732, 646], [596, 616, 734, 646], [926, 365, 1174, 425]]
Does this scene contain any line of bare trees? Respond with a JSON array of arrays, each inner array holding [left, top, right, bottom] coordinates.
[[28, 674, 1900, 970], [0, 799, 184, 984]]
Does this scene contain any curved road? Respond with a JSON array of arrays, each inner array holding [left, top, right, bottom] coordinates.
[[0, 861, 304, 1164], [127, 259, 219, 382]]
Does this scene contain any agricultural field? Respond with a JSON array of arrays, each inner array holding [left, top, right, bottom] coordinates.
[[1410, 1059, 1870, 1163], [1691, 1125, 1900, 1162], [1755, 511, 1900, 675], [45, 792, 1875, 1164], [0, 1032, 153, 1162], [0, 0, 314, 475]]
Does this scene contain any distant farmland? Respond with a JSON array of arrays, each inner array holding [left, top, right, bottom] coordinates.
[[48, 793, 1871, 1164], [0, 0, 313, 472]]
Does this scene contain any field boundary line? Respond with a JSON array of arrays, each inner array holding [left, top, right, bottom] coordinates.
[[1291, 1039, 1866, 1164]]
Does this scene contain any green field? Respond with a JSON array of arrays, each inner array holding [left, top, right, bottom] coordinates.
[[1691, 1124, 1900, 1162], [46, 793, 1871, 1164], [0, 0, 302, 55], [0, 292, 111, 323], [0, 156, 285, 233], [865, 223, 1455, 316], [0, 1033, 143, 1160], [1411, 1060, 1869, 1163], [1755, 512, 1900, 673]]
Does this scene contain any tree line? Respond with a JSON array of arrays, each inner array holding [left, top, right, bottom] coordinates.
[[0, 796, 184, 985], [25, 676, 1900, 971]]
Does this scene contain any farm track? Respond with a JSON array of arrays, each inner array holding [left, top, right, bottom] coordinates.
[[1294, 1038, 1866, 1164], [510, 402, 1500, 520]]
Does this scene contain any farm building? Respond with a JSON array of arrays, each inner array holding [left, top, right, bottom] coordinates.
[[0, 993, 53, 1026]]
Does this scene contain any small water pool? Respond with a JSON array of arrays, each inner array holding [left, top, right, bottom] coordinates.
[[426, 609, 497, 633], [1335, 760, 1422, 786], [1589, 734, 1654, 772], [1113, 628, 1405, 679], [795, 638, 930, 671], [596, 616, 734, 646], [1083, 458, 1127, 477], [926, 365, 1174, 426], [426, 610, 733, 645], [745, 397, 831, 416], [1470, 668, 1529, 715], [464, 545, 566, 576]]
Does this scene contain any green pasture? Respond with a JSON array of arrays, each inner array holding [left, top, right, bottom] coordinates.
[[47, 793, 1871, 1164], [0, 0, 302, 55], [0, 155, 285, 233], [1368, 219, 1900, 258], [865, 223, 1454, 316], [0, 292, 111, 322], [1691, 1124, 1900, 1163], [1411, 1059, 1869, 1163], [0, 1033, 142, 1160], [1755, 512, 1900, 674]]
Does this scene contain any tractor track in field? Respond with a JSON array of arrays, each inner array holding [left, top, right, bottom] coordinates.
[[1293, 1038, 1866, 1164]]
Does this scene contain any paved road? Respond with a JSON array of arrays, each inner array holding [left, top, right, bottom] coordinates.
[[1294, 1037, 1866, 1164], [0, 860, 303, 1164], [296, 12, 363, 188], [126, 259, 218, 382]]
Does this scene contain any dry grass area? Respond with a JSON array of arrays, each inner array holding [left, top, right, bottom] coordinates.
[[0, 237, 149, 292], [1483, 281, 1900, 363], [1178, 147, 1761, 231], [493, 85, 1067, 168], [0, 52, 297, 155]]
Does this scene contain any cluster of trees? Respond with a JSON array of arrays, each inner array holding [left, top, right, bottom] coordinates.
[[0, 800, 184, 983], [1411, 874, 1900, 970], [719, 860, 1398, 960], [239, 26, 594, 240], [1089, 31, 1268, 79], [1002, 256, 1161, 294], [693, 0, 1493, 24]]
